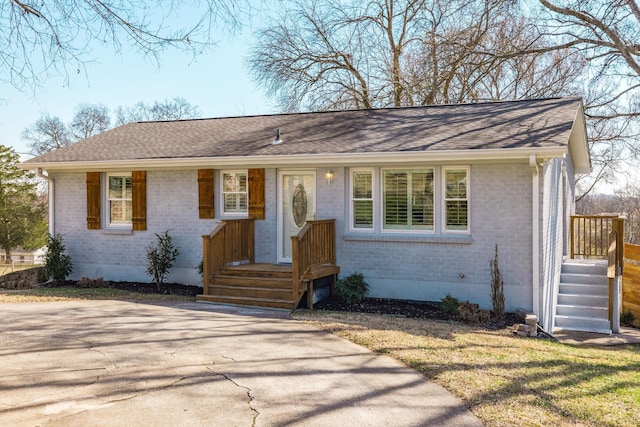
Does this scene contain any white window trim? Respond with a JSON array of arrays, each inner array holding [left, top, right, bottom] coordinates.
[[349, 168, 376, 232], [219, 169, 249, 218], [441, 166, 470, 234], [104, 172, 132, 230], [380, 167, 436, 234], [346, 165, 471, 236]]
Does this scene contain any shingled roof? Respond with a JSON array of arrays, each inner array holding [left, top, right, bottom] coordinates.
[[23, 97, 590, 172]]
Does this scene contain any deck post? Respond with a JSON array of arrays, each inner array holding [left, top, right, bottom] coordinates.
[[202, 235, 210, 295]]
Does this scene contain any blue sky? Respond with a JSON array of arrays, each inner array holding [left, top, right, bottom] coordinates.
[[0, 24, 277, 158]]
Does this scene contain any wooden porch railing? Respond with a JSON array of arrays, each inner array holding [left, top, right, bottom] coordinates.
[[291, 219, 337, 305], [201, 219, 254, 294], [570, 215, 624, 260]]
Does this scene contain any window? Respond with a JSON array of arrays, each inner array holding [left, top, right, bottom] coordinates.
[[351, 170, 374, 230], [222, 171, 248, 215], [383, 169, 434, 231], [443, 167, 469, 232], [107, 173, 132, 228]]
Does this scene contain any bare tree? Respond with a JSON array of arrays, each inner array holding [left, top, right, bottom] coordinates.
[[24, 98, 201, 154], [114, 97, 201, 125], [70, 103, 111, 140], [536, 0, 640, 196], [22, 115, 72, 155], [0, 0, 245, 91], [248, 0, 582, 112]]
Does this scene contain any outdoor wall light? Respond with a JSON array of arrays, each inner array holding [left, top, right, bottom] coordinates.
[[325, 170, 334, 184]]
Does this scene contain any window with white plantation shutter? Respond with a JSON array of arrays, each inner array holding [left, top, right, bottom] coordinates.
[[352, 170, 373, 230], [383, 169, 434, 231], [443, 167, 469, 232], [222, 171, 248, 215]]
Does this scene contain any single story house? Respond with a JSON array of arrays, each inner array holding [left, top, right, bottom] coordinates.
[[24, 97, 618, 333]]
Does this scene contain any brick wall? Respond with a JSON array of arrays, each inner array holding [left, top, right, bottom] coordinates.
[[52, 170, 217, 285], [51, 162, 539, 311]]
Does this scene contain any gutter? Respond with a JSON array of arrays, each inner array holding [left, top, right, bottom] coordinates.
[[35, 168, 54, 235], [20, 146, 571, 172], [529, 155, 540, 319]]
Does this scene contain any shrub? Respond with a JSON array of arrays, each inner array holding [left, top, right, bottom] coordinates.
[[621, 309, 635, 326], [44, 233, 73, 283], [336, 273, 369, 304], [458, 301, 490, 323], [146, 231, 180, 287], [440, 294, 460, 314], [490, 244, 505, 318]]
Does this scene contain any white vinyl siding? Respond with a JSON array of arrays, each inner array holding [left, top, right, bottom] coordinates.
[[383, 169, 434, 231], [222, 171, 248, 215], [106, 173, 132, 228]]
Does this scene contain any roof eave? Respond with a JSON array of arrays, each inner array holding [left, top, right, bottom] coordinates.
[[569, 101, 592, 174], [21, 147, 570, 172]]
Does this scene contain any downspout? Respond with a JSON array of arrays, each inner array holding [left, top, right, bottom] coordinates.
[[529, 155, 540, 318], [36, 168, 54, 235]]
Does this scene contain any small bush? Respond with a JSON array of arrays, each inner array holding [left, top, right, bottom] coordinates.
[[336, 273, 369, 304], [441, 294, 460, 314], [490, 244, 505, 318], [458, 301, 490, 323], [146, 231, 180, 287], [44, 233, 73, 283], [621, 309, 635, 326]]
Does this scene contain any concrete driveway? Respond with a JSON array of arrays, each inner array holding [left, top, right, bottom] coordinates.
[[0, 301, 482, 426]]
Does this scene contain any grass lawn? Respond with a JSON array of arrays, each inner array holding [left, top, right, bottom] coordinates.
[[293, 310, 640, 427], [0, 286, 196, 303]]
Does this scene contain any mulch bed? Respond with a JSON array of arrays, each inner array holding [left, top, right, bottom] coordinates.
[[314, 297, 523, 330], [42, 280, 520, 329], [41, 280, 203, 297]]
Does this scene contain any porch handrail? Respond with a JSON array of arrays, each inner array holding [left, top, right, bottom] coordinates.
[[291, 219, 336, 301], [201, 219, 255, 294], [570, 215, 624, 260]]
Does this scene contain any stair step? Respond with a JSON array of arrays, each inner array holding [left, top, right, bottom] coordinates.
[[209, 284, 292, 300], [561, 261, 607, 275], [557, 293, 608, 306], [560, 273, 607, 286], [213, 275, 291, 288], [554, 315, 611, 334], [555, 304, 608, 319], [197, 294, 295, 310], [218, 265, 292, 279], [558, 282, 608, 296]]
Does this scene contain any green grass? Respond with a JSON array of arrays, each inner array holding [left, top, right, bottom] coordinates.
[[0, 286, 196, 302], [293, 310, 640, 427]]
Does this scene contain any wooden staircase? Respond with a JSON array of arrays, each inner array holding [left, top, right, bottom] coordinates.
[[199, 219, 339, 310], [197, 264, 298, 309]]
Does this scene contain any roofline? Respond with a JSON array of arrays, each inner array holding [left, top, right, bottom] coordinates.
[[21, 147, 570, 172]]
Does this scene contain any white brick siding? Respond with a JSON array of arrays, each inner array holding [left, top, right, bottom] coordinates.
[[52, 162, 543, 312]]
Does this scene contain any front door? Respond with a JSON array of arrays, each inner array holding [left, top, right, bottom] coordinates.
[[277, 170, 316, 263]]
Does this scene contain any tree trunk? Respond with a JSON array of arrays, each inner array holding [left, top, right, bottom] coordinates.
[[4, 247, 12, 264]]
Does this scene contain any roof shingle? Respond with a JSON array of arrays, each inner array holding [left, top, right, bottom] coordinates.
[[24, 97, 584, 164]]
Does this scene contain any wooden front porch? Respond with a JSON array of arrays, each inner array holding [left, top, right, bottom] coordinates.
[[197, 219, 340, 310]]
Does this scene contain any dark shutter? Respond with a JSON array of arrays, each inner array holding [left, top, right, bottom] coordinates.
[[198, 169, 215, 219], [248, 168, 265, 220], [86, 172, 101, 229], [132, 171, 147, 231]]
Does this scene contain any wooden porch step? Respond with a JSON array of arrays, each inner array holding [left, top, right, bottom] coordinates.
[[209, 284, 292, 300], [218, 263, 292, 279], [197, 294, 296, 310], [213, 274, 291, 288]]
